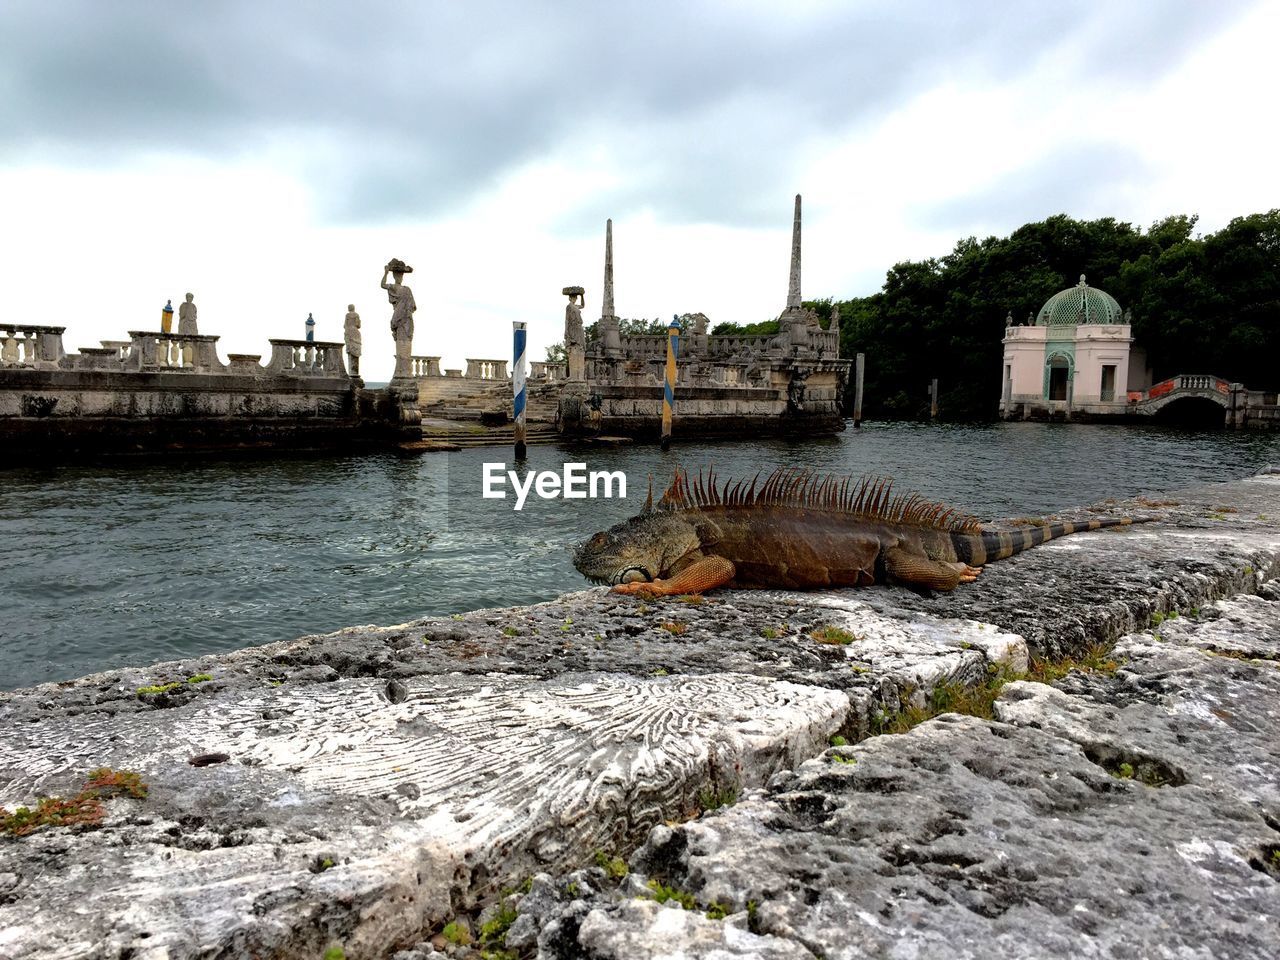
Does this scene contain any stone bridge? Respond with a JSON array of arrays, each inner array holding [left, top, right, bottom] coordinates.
[[1135, 373, 1234, 415]]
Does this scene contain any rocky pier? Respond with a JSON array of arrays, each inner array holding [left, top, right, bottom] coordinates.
[[2, 473, 1280, 959]]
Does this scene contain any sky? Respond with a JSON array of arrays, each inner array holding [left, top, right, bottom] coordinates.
[[1, 0, 1277, 382]]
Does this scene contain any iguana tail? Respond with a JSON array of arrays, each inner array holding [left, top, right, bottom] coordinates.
[[952, 516, 1153, 566]]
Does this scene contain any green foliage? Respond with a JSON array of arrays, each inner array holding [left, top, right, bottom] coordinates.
[[2, 768, 147, 837], [594, 850, 629, 879], [646, 879, 697, 910], [811, 625, 858, 645], [760, 627, 780, 640], [501, 626, 520, 637], [709, 319, 781, 336], [828, 210, 1280, 420], [441, 921, 471, 946], [829, 735, 849, 747], [697, 785, 739, 813], [705, 902, 731, 920], [186, 673, 213, 684], [479, 904, 519, 946], [322, 948, 346, 960], [137, 681, 182, 696]]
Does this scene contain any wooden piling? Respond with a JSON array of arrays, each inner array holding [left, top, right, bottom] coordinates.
[[930, 378, 938, 420], [853, 352, 865, 427]]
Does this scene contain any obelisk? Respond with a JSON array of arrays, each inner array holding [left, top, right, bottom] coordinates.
[[787, 194, 802, 309], [603, 218, 615, 319], [599, 218, 622, 358]]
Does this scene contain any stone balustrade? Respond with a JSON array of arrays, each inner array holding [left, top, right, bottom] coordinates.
[[530, 361, 567, 381], [704, 334, 773, 357], [1176, 374, 1229, 393], [1, 324, 65, 368], [100, 340, 132, 362], [411, 356, 443, 377], [126, 331, 225, 372], [465, 359, 507, 380], [266, 339, 348, 377]]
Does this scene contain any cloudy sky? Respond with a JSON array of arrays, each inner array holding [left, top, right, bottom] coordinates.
[[2, 1, 1276, 381]]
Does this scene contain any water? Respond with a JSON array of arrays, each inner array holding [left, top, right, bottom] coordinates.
[[4, 421, 1278, 690]]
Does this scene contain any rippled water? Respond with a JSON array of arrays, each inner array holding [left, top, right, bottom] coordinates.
[[4, 421, 1278, 689]]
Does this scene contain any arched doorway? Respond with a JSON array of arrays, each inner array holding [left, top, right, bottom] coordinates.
[[1045, 354, 1072, 401]]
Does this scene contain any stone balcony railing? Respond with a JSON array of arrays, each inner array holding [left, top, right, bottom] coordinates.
[[530, 361, 568, 381], [126, 331, 226, 372], [266, 340, 348, 377], [410, 356, 443, 378], [465, 359, 508, 380], [1, 324, 66, 369]]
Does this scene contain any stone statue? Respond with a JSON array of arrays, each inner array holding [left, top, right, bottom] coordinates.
[[563, 286, 586, 382], [382, 258, 417, 379], [344, 304, 362, 377], [178, 293, 198, 335]]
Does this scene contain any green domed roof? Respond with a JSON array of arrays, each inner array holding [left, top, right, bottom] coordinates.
[[1037, 275, 1124, 326]]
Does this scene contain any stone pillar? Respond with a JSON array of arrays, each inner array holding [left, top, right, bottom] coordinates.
[[787, 194, 802, 310]]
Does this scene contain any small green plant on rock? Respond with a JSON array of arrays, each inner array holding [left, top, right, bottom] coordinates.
[[186, 673, 213, 684], [2, 768, 147, 837], [831, 753, 858, 765], [501, 626, 520, 637], [811, 625, 857, 645], [322, 948, 346, 960], [595, 850, 629, 879], [137, 681, 182, 696], [646, 879, 696, 910], [697, 785, 739, 813], [760, 627, 780, 640], [829, 735, 848, 747], [705, 902, 731, 920], [441, 920, 471, 946], [479, 904, 518, 947], [660, 621, 687, 635]]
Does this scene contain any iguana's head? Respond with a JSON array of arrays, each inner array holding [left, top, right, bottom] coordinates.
[[573, 511, 702, 586]]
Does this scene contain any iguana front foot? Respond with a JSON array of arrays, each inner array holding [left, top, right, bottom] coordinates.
[[610, 556, 736, 597], [884, 547, 973, 592]]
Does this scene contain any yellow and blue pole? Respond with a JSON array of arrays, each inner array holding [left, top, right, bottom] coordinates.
[[513, 321, 527, 460], [661, 315, 681, 451], [161, 299, 174, 334]]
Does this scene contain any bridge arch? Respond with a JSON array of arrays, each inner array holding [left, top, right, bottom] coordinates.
[[1149, 394, 1228, 427]]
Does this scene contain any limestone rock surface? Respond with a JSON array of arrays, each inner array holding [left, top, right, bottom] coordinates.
[[1, 475, 1278, 958]]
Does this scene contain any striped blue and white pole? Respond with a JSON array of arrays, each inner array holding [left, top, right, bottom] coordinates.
[[513, 321, 528, 460]]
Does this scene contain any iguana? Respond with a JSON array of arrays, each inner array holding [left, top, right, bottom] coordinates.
[[572, 467, 1151, 596]]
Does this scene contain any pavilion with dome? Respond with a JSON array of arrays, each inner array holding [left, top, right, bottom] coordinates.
[[999, 275, 1152, 420]]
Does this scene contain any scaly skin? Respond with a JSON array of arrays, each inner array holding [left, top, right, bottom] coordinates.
[[573, 469, 1149, 597]]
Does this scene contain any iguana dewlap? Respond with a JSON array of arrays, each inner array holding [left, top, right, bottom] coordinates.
[[572, 467, 1150, 597]]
